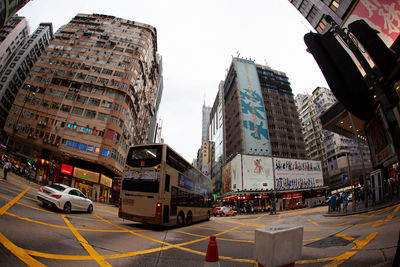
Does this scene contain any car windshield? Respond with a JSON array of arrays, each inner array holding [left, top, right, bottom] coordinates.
[[222, 207, 231, 211], [47, 184, 67, 192]]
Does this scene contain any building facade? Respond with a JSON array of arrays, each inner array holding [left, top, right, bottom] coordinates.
[[0, 19, 52, 130], [223, 58, 306, 160], [288, 0, 354, 34], [0, 0, 31, 29], [296, 87, 372, 189], [4, 13, 162, 201]]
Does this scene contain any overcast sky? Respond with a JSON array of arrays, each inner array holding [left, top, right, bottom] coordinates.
[[18, 0, 329, 162]]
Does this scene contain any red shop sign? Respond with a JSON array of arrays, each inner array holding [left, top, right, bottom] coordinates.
[[61, 164, 73, 175], [292, 192, 303, 199]]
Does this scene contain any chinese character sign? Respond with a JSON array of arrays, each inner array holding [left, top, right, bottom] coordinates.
[[234, 58, 271, 156], [347, 0, 400, 47]]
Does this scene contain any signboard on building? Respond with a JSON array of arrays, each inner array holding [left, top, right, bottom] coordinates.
[[230, 154, 242, 191], [73, 167, 100, 183], [61, 164, 73, 175], [242, 155, 274, 190], [273, 158, 323, 190], [234, 58, 271, 156], [222, 161, 232, 194], [100, 174, 112, 188], [345, 0, 400, 48]]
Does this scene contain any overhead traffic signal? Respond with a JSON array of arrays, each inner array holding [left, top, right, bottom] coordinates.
[[304, 31, 375, 121]]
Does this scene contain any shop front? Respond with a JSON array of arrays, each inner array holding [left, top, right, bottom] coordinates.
[[59, 163, 73, 186], [99, 174, 112, 202], [72, 167, 100, 200]]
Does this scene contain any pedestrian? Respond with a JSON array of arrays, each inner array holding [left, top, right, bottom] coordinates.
[[3, 160, 11, 180], [343, 192, 348, 213], [331, 194, 337, 212]]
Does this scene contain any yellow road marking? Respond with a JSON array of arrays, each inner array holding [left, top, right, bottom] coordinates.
[[302, 216, 319, 226], [0, 187, 30, 216], [352, 232, 378, 250], [335, 234, 355, 241], [0, 232, 46, 266], [62, 215, 112, 266]]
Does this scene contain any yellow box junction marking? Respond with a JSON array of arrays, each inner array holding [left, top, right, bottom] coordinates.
[[0, 187, 45, 266], [62, 215, 112, 266]]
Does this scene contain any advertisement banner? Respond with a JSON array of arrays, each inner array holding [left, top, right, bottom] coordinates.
[[230, 154, 242, 191], [242, 155, 274, 190], [234, 58, 271, 156], [73, 167, 100, 183], [274, 158, 323, 190], [345, 0, 400, 48], [222, 161, 232, 194]]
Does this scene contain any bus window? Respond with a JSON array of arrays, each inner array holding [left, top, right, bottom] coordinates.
[[122, 178, 159, 193], [165, 174, 170, 192], [126, 145, 162, 167]]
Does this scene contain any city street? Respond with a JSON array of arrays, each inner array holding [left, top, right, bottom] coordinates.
[[0, 176, 398, 266]]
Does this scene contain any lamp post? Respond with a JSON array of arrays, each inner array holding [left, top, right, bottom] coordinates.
[[5, 85, 36, 155]]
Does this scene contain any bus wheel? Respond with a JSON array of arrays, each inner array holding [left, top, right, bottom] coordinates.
[[186, 212, 192, 225], [177, 212, 185, 226]]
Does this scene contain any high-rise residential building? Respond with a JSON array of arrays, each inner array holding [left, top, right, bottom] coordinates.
[[0, 0, 31, 29], [0, 18, 52, 131], [4, 13, 162, 200], [296, 87, 372, 188], [223, 58, 306, 161], [0, 16, 29, 72]]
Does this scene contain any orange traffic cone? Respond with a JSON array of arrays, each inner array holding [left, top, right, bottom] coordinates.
[[204, 235, 220, 266]]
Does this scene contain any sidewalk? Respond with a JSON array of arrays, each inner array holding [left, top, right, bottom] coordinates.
[[324, 197, 400, 217], [4, 171, 41, 190]]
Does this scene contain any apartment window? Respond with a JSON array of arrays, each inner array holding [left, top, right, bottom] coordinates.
[[40, 100, 50, 108], [76, 72, 86, 79], [98, 78, 109, 85], [61, 104, 72, 112], [330, 0, 341, 12], [101, 100, 112, 109], [76, 95, 88, 104], [110, 116, 118, 125], [92, 66, 101, 73], [51, 102, 60, 110], [114, 71, 123, 77], [93, 88, 104, 95], [88, 98, 100, 106], [102, 68, 113, 75], [72, 107, 84, 115], [86, 75, 97, 82], [84, 109, 96, 118], [97, 112, 108, 122], [306, 5, 319, 22], [113, 103, 121, 112], [65, 93, 75, 100], [316, 16, 329, 34]]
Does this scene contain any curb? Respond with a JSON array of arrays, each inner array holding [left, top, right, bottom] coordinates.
[[323, 200, 400, 217]]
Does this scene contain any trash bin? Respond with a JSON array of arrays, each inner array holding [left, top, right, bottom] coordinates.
[[254, 224, 303, 267]]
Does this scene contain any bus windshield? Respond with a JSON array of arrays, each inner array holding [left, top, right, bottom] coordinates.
[[126, 145, 162, 167]]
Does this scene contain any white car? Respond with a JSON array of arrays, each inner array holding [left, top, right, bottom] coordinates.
[[37, 183, 93, 214]]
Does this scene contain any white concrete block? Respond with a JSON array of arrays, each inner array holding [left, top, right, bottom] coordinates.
[[254, 224, 303, 267]]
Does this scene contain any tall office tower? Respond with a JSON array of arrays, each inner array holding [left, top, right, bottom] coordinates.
[[0, 19, 52, 130], [201, 102, 211, 142], [4, 14, 162, 199], [0, 16, 29, 72], [223, 58, 306, 161], [208, 81, 224, 192], [296, 87, 372, 188], [0, 0, 31, 28]]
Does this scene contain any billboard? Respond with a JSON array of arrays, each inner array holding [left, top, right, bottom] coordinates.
[[230, 154, 242, 191], [273, 158, 323, 190], [345, 0, 400, 47], [242, 155, 274, 190], [222, 161, 232, 194], [234, 58, 271, 156]]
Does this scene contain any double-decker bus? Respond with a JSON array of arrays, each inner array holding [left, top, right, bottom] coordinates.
[[119, 144, 213, 226]]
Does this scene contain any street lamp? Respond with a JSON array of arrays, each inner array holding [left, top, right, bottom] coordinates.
[[5, 85, 36, 155]]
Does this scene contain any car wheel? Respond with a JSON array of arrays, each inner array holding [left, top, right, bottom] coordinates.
[[177, 212, 185, 226], [63, 202, 71, 214], [186, 212, 193, 225], [87, 204, 93, 213]]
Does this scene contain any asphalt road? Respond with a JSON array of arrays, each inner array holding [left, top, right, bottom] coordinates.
[[0, 176, 398, 266]]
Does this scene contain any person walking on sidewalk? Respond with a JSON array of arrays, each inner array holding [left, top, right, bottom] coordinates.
[[343, 192, 349, 213], [3, 160, 11, 180]]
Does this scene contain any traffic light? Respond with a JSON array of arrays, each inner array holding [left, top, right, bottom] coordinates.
[[348, 19, 397, 81], [304, 32, 375, 121]]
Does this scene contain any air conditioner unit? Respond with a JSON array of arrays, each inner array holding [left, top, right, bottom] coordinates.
[[37, 121, 42, 125], [43, 139, 47, 143], [56, 142, 60, 146], [43, 122, 47, 126]]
